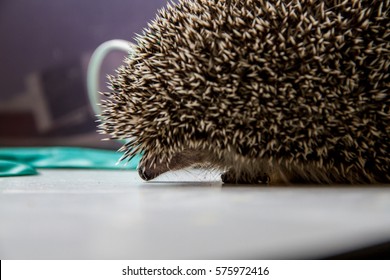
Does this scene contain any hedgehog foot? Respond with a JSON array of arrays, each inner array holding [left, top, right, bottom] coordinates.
[[221, 169, 270, 184]]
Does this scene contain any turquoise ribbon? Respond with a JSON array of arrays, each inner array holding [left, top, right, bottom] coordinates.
[[0, 147, 140, 177]]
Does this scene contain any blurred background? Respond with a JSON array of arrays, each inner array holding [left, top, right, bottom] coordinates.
[[0, 0, 168, 148]]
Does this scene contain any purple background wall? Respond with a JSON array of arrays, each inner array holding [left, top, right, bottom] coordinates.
[[0, 0, 168, 148]]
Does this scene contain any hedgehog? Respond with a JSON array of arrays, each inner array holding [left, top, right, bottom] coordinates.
[[99, 0, 390, 184]]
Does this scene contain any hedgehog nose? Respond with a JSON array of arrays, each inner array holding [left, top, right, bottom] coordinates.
[[138, 167, 155, 181]]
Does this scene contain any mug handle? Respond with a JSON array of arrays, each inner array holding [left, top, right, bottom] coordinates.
[[87, 39, 135, 117]]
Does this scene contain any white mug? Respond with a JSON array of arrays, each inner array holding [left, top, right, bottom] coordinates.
[[87, 39, 136, 117]]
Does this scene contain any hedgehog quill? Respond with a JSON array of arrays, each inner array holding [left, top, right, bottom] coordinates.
[[99, 0, 389, 184]]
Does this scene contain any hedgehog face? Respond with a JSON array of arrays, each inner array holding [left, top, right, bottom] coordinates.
[[137, 148, 212, 181]]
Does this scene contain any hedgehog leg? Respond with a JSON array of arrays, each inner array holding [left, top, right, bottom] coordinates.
[[221, 169, 270, 184]]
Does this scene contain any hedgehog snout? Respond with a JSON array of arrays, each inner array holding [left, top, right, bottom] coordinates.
[[138, 165, 159, 181], [137, 156, 171, 181], [137, 149, 211, 181]]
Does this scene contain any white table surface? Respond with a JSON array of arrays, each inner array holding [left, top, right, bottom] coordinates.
[[0, 169, 389, 259]]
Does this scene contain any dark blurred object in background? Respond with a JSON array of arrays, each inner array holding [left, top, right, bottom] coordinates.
[[0, 0, 168, 148]]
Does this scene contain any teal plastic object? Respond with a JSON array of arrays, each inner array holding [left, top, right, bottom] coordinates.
[[0, 147, 141, 177], [0, 160, 38, 177]]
